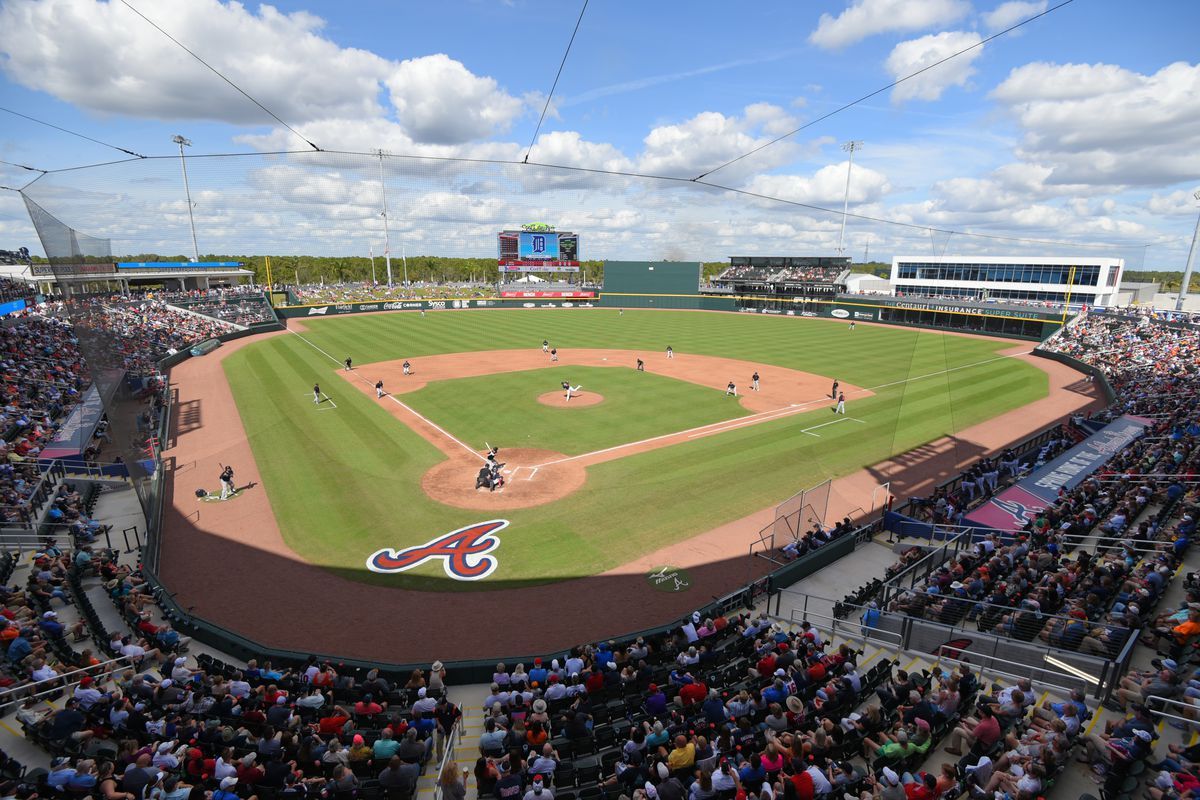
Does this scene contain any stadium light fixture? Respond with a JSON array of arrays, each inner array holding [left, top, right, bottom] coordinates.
[[837, 141, 863, 256], [171, 135, 200, 263], [377, 150, 393, 288], [1176, 189, 1200, 312]]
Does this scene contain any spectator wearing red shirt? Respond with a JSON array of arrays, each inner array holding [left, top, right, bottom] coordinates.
[[679, 680, 707, 707], [755, 652, 776, 678], [318, 705, 352, 735], [946, 705, 1001, 756]]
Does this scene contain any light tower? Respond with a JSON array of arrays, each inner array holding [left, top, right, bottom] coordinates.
[[837, 140, 863, 255], [172, 135, 200, 262], [1176, 190, 1200, 312], [377, 150, 393, 287]]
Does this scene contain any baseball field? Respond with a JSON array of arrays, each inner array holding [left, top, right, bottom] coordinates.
[[214, 308, 1048, 592]]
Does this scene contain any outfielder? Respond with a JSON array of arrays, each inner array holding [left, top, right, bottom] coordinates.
[[402, 360, 411, 375], [752, 371, 760, 391], [313, 383, 321, 405], [375, 380, 384, 398], [726, 381, 737, 397], [835, 392, 846, 414], [849, 321, 856, 331]]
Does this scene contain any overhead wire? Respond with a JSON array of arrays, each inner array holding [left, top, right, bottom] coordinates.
[[0, 106, 145, 158], [524, 0, 590, 163], [118, 0, 321, 152], [0, 159, 46, 174], [692, 0, 1076, 180], [20, 146, 1155, 251]]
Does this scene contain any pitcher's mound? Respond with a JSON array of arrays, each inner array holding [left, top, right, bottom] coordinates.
[[421, 448, 588, 510], [537, 390, 604, 408]]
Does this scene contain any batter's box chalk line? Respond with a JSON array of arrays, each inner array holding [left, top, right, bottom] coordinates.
[[504, 466, 539, 481]]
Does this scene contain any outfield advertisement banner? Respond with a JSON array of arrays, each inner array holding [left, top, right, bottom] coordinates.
[[500, 291, 595, 298], [965, 415, 1152, 530]]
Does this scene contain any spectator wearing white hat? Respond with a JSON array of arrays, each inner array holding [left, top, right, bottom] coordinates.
[[412, 686, 437, 715]]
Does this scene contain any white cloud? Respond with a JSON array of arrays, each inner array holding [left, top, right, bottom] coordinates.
[[809, 0, 970, 50], [991, 61, 1200, 186], [745, 162, 892, 206], [885, 31, 984, 103], [385, 54, 524, 145], [982, 0, 1048, 31], [1147, 189, 1200, 216], [636, 104, 799, 180], [0, 1, 525, 147], [0, 0, 390, 126]]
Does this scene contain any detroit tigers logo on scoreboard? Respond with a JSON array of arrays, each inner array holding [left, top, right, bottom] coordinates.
[[531, 235, 546, 254], [366, 520, 507, 581]]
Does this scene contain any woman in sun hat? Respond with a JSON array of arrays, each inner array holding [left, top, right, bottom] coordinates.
[[428, 661, 446, 695]]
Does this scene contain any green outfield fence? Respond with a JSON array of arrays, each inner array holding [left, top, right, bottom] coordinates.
[[269, 289, 1065, 341]]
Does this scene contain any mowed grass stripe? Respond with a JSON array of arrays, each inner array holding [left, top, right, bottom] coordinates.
[[217, 310, 1049, 589]]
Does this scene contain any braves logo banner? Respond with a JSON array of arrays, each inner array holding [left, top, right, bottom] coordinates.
[[367, 520, 507, 581], [965, 415, 1150, 532]]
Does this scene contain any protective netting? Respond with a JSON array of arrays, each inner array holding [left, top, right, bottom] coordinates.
[[16, 150, 1152, 267], [21, 195, 162, 524]]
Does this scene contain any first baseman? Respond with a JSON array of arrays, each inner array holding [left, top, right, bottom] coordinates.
[[375, 380, 384, 398], [835, 392, 846, 414], [313, 383, 321, 405]]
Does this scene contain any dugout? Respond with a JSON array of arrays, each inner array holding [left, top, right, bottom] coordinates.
[[602, 261, 700, 295]]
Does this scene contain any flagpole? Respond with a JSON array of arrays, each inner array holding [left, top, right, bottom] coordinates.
[[402, 245, 409, 287], [370, 247, 377, 285]]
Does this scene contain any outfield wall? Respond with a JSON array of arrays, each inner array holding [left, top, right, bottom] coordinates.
[[271, 290, 1064, 340]]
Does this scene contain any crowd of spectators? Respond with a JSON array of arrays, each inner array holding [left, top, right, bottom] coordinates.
[[293, 282, 494, 304], [714, 265, 845, 286], [772, 266, 844, 283], [0, 311, 89, 524], [66, 300, 235, 376]]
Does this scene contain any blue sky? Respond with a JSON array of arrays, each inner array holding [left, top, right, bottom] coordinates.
[[2, 0, 1199, 266]]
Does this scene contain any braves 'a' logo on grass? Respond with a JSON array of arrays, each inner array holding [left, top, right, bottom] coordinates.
[[366, 520, 507, 580]]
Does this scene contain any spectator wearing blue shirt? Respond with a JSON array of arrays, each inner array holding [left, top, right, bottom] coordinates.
[[38, 610, 65, 639], [860, 602, 881, 636], [644, 684, 667, 716], [6, 633, 32, 664]]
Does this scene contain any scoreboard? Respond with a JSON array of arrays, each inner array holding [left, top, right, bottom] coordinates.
[[498, 228, 580, 271]]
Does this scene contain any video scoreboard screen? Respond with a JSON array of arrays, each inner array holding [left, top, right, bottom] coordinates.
[[498, 229, 580, 271]]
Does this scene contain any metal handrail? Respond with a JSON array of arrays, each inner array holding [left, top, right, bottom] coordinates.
[[779, 607, 904, 647], [431, 714, 463, 800], [930, 652, 1079, 697], [0, 654, 141, 702]]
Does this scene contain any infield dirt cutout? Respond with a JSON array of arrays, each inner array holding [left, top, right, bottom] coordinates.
[[338, 347, 867, 510]]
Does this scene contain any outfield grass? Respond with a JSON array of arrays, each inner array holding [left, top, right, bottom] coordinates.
[[400, 366, 747, 456], [222, 309, 1047, 590]]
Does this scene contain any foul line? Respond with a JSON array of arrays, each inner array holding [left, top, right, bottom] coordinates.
[[800, 416, 865, 437], [533, 350, 1030, 469], [287, 329, 485, 462]]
